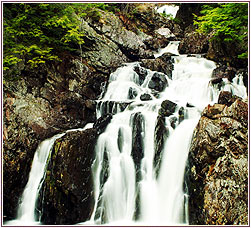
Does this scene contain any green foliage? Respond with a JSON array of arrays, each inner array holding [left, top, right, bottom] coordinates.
[[194, 3, 248, 58], [3, 3, 116, 73]]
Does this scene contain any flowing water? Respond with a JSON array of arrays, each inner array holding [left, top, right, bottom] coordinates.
[[87, 44, 247, 225], [6, 40, 247, 225]]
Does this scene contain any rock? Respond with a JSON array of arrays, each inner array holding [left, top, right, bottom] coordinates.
[[134, 65, 148, 85], [187, 97, 248, 225], [37, 129, 97, 224], [169, 116, 177, 129], [154, 116, 169, 177], [218, 91, 238, 107], [178, 107, 185, 123], [212, 65, 236, 82], [141, 53, 173, 78], [178, 30, 209, 54], [140, 93, 152, 101], [160, 100, 177, 117], [128, 87, 138, 99], [148, 72, 168, 92], [131, 112, 145, 181], [93, 113, 113, 134], [97, 101, 131, 116]]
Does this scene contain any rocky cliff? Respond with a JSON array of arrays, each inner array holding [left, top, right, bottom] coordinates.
[[187, 91, 248, 225]]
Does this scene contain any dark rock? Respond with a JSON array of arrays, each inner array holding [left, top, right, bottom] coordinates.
[[170, 116, 178, 129], [176, 4, 203, 30], [186, 103, 195, 108], [178, 31, 209, 54], [140, 93, 152, 101], [154, 116, 169, 177], [131, 112, 145, 182], [37, 129, 97, 225], [187, 98, 248, 225], [97, 101, 131, 116], [212, 65, 236, 82], [128, 87, 138, 99], [93, 113, 113, 134], [218, 91, 238, 107], [148, 72, 168, 92], [178, 107, 185, 123], [134, 65, 148, 85], [141, 53, 173, 78], [160, 100, 177, 116]]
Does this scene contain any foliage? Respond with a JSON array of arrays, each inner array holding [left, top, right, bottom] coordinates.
[[194, 3, 248, 59], [3, 3, 114, 72]]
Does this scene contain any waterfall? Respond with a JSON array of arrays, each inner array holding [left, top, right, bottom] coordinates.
[[5, 124, 93, 225], [6, 40, 247, 225], [88, 42, 247, 225]]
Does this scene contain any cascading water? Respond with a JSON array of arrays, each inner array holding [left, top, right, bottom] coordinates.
[[5, 125, 93, 225], [88, 42, 247, 226], [6, 39, 247, 225]]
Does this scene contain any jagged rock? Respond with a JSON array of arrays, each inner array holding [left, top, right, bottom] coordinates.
[[37, 129, 97, 225], [148, 72, 168, 92], [187, 97, 248, 225], [140, 93, 152, 101]]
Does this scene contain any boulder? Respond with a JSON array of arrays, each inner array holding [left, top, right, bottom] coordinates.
[[148, 72, 168, 92], [37, 129, 97, 224], [140, 93, 152, 101], [159, 100, 177, 117], [187, 97, 248, 225]]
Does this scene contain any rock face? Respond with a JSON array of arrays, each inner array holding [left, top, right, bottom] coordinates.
[[187, 92, 248, 225], [37, 129, 97, 225]]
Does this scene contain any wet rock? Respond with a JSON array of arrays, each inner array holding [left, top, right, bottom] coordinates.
[[131, 112, 145, 181], [212, 65, 236, 82], [141, 53, 173, 78], [169, 116, 178, 129], [178, 107, 185, 123], [154, 116, 169, 177], [37, 129, 97, 225], [134, 65, 148, 85], [140, 93, 152, 101], [159, 100, 177, 117], [128, 87, 138, 99], [148, 72, 168, 92], [97, 101, 131, 116], [93, 113, 113, 134], [187, 97, 248, 225]]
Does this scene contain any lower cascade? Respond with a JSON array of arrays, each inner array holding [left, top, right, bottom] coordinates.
[[7, 42, 247, 225]]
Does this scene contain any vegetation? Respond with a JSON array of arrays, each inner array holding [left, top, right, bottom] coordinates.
[[194, 3, 248, 59], [3, 3, 112, 71]]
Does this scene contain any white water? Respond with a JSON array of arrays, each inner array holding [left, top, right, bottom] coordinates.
[[157, 4, 179, 18], [6, 124, 93, 225], [6, 40, 247, 225], [89, 42, 247, 226]]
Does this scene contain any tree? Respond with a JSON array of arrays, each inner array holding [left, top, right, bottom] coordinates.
[[194, 3, 248, 59]]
